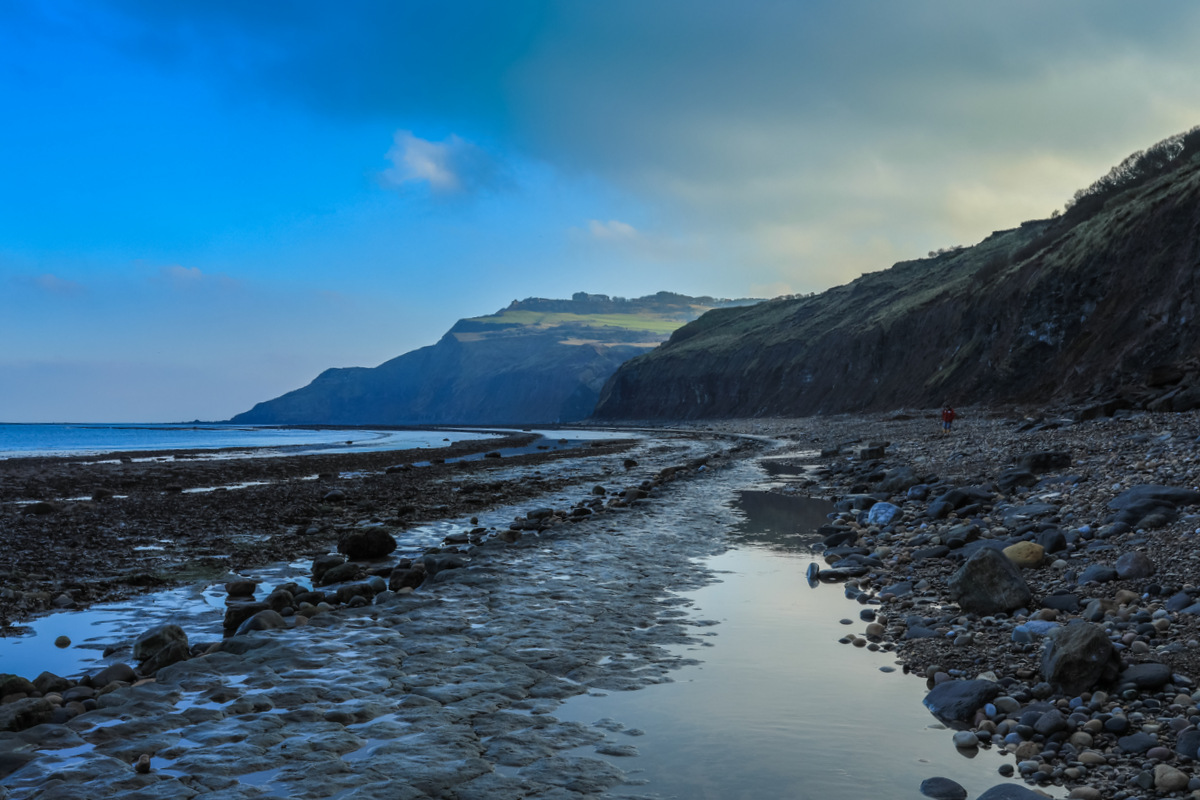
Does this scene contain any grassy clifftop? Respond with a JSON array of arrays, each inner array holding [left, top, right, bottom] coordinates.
[[231, 292, 755, 425]]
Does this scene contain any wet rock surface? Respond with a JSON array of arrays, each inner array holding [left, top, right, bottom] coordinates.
[[0, 432, 754, 798], [15, 407, 1200, 797], [0, 434, 627, 626]]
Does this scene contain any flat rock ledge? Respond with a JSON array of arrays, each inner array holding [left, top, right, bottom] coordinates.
[[0, 442, 746, 799]]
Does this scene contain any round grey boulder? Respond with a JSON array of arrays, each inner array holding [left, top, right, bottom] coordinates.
[[920, 777, 967, 800]]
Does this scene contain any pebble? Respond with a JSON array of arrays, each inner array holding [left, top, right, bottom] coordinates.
[[1155, 764, 1190, 792], [951, 731, 979, 749]]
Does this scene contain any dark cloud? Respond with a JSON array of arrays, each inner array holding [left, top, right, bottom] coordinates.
[[69, 1, 1200, 282], [92, 0, 549, 132]]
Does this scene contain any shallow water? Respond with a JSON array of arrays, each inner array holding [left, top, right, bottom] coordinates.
[[554, 486, 1055, 799], [0, 423, 502, 459], [0, 437, 1057, 799], [0, 430, 691, 680]]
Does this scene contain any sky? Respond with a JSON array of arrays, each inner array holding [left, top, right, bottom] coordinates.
[[3, 1, 1200, 422]]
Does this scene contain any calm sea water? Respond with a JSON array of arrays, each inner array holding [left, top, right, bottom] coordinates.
[[0, 423, 500, 459]]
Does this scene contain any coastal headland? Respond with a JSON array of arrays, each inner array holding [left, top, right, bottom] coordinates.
[[4, 410, 1200, 798]]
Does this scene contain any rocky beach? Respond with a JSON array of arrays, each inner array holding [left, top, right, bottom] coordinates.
[[5, 410, 1200, 798], [710, 407, 1200, 799]]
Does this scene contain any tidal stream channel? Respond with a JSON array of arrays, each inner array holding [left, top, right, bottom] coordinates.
[[0, 433, 1045, 799]]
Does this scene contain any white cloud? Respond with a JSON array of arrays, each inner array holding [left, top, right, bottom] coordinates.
[[381, 130, 504, 195], [587, 219, 639, 240]]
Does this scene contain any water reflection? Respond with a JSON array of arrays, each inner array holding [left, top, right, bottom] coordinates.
[[727, 490, 831, 551], [555, 484, 1054, 800]]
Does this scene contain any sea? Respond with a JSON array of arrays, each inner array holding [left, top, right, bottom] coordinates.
[[0, 423, 503, 459]]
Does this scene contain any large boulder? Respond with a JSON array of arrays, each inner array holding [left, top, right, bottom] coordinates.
[[32, 672, 71, 695], [977, 785, 1054, 800], [133, 623, 190, 675], [1108, 485, 1200, 510], [878, 467, 920, 494], [389, 566, 427, 592], [1041, 622, 1120, 694], [947, 548, 1031, 614], [234, 610, 288, 636], [311, 553, 347, 583], [1016, 451, 1071, 473], [1108, 485, 1200, 528], [866, 502, 902, 526], [338, 528, 397, 561], [923, 679, 1001, 723], [1115, 551, 1155, 580], [319, 561, 363, 586], [91, 663, 136, 687], [0, 675, 36, 698], [132, 623, 187, 662], [996, 469, 1038, 494], [927, 486, 994, 519], [1120, 662, 1172, 689], [0, 698, 54, 732], [224, 601, 269, 635]]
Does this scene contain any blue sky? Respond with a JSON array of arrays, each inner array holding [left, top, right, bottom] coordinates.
[[3, 1, 1200, 422]]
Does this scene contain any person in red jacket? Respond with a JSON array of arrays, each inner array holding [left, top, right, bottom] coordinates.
[[941, 405, 957, 433]]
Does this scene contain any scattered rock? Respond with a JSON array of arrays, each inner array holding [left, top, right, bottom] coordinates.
[[976, 783, 1051, 799], [234, 609, 288, 636], [225, 579, 258, 598], [1041, 622, 1119, 695], [1017, 451, 1072, 473], [0, 698, 54, 732], [919, 776, 967, 800], [1154, 763, 1189, 792], [923, 679, 1001, 724], [1114, 550, 1155, 579], [947, 548, 1031, 614], [1003, 541, 1044, 568], [132, 623, 190, 674], [338, 527, 398, 560], [1120, 662, 1172, 689]]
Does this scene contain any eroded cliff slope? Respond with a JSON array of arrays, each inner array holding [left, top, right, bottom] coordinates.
[[595, 128, 1200, 419]]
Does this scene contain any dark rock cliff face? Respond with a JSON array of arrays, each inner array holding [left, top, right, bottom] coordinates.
[[595, 138, 1200, 420], [231, 293, 752, 425], [234, 330, 640, 425]]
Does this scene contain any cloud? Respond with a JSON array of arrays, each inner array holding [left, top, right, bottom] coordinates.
[[586, 219, 639, 241], [49, 1, 1200, 292], [381, 130, 505, 196], [30, 274, 84, 295], [162, 264, 203, 282], [156, 265, 240, 290]]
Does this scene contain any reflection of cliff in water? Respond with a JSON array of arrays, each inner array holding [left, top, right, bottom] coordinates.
[[730, 490, 832, 551]]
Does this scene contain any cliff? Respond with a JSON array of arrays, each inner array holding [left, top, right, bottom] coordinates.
[[595, 126, 1200, 419], [231, 292, 754, 425]]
